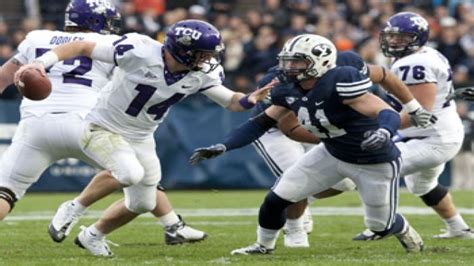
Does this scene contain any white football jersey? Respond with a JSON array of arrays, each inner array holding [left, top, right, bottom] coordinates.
[[392, 46, 463, 142], [14, 30, 119, 118], [87, 33, 224, 140]]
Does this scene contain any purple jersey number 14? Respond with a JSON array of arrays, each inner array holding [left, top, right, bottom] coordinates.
[[125, 84, 185, 120]]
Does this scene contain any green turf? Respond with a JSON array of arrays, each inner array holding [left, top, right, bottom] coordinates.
[[0, 190, 473, 265]]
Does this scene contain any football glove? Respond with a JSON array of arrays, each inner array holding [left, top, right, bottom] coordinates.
[[446, 86, 474, 101], [408, 107, 438, 128], [360, 128, 391, 151], [189, 144, 226, 165]]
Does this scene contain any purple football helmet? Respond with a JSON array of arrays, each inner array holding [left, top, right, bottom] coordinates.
[[65, 0, 121, 34], [380, 12, 429, 58], [164, 20, 224, 73]]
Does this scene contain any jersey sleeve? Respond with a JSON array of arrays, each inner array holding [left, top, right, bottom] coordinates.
[[268, 85, 291, 108], [200, 84, 234, 107], [199, 65, 225, 91], [335, 66, 373, 100], [14, 40, 31, 64], [257, 66, 279, 88], [112, 33, 154, 71], [14, 30, 44, 64], [391, 56, 437, 85], [336, 51, 368, 76]]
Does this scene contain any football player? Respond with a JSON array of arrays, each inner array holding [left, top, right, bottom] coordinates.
[[252, 49, 436, 248], [0, 0, 120, 221], [15, 19, 275, 256], [0, 0, 213, 247], [190, 34, 424, 254], [352, 12, 473, 240]]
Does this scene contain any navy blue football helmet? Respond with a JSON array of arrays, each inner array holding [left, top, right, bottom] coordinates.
[[65, 0, 121, 34], [164, 20, 224, 73], [380, 12, 429, 58]]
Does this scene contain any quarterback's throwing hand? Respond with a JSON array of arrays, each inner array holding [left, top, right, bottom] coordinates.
[[360, 128, 391, 151], [189, 144, 227, 165], [409, 107, 437, 128]]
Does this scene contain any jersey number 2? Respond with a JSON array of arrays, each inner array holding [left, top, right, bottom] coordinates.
[[35, 48, 92, 86]]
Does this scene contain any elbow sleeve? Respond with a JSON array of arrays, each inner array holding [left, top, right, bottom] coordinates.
[[222, 112, 277, 151]]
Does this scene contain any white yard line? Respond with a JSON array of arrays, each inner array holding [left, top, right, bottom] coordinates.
[[5, 206, 474, 221]]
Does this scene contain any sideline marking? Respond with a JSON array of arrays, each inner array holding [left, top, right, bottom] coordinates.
[[5, 206, 474, 221]]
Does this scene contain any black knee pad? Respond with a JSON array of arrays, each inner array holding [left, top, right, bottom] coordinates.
[[0, 187, 17, 211], [156, 184, 166, 192], [420, 184, 448, 206], [259, 191, 293, 230]]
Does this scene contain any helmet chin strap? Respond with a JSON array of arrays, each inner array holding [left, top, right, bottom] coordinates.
[[297, 69, 317, 81], [296, 73, 309, 81], [191, 65, 202, 71]]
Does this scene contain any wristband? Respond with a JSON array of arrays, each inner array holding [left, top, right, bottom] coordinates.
[[34, 51, 59, 68], [404, 99, 422, 113], [238, 94, 255, 109]]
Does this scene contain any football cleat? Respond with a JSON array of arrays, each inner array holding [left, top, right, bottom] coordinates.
[[230, 243, 274, 255], [433, 228, 474, 239], [74, 226, 114, 257], [352, 228, 380, 241], [303, 207, 314, 234], [284, 228, 310, 248], [394, 223, 424, 253], [165, 215, 208, 245], [48, 200, 85, 242]]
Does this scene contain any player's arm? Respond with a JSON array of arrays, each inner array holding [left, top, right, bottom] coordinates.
[[203, 79, 278, 112], [368, 65, 414, 103], [0, 58, 23, 93], [448, 86, 474, 101], [13, 40, 115, 84], [343, 92, 395, 118], [45, 41, 99, 62], [399, 83, 437, 128], [189, 105, 291, 164], [277, 112, 320, 144], [368, 64, 436, 128], [344, 93, 400, 151]]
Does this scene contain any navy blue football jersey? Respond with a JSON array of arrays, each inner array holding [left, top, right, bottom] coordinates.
[[269, 65, 400, 164], [254, 51, 375, 115], [252, 51, 400, 164]]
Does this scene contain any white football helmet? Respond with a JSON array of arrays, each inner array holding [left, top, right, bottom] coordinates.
[[278, 34, 337, 81]]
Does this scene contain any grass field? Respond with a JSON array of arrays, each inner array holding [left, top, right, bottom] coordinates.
[[0, 190, 473, 266]]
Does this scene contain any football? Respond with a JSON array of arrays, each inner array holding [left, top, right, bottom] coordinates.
[[16, 68, 52, 101]]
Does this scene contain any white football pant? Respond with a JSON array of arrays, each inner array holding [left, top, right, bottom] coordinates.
[[397, 135, 462, 196], [0, 113, 99, 199], [273, 144, 402, 232], [80, 123, 161, 213], [253, 129, 356, 191]]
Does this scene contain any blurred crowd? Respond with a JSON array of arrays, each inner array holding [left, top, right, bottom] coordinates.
[[0, 0, 473, 186]]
